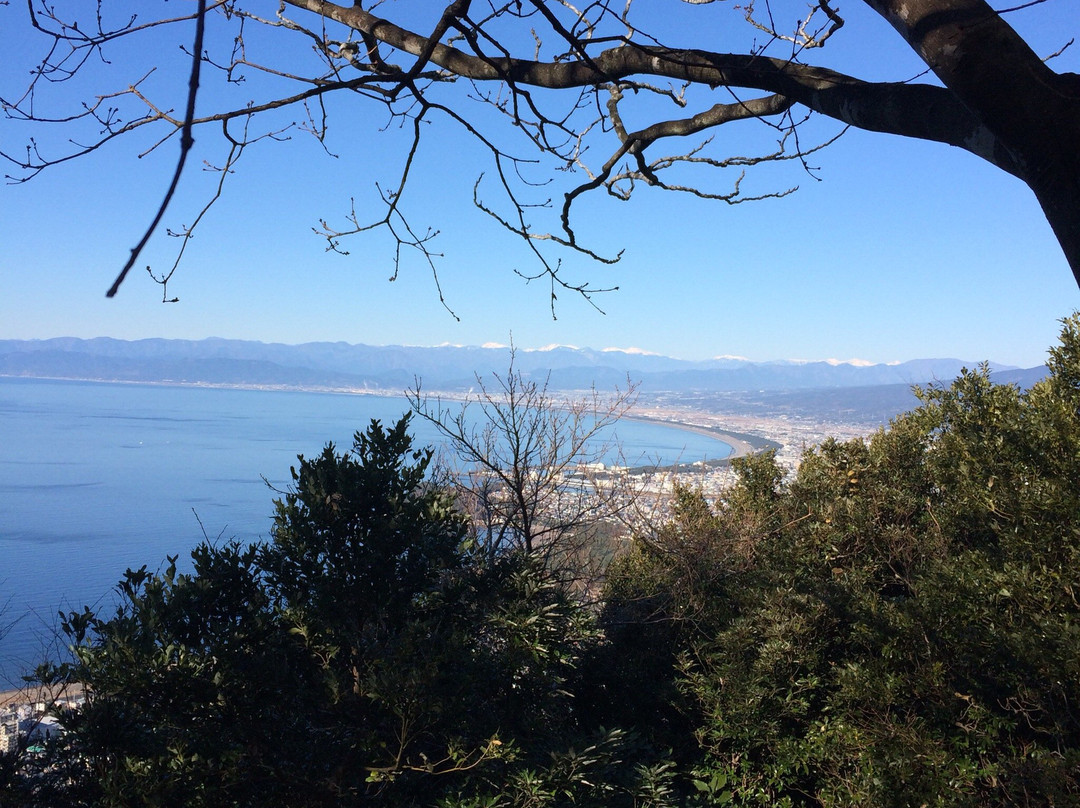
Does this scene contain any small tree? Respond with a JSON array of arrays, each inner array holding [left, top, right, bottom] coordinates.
[[261, 414, 467, 699], [409, 356, 638, 583]]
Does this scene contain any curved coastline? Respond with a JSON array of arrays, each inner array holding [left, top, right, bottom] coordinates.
[[620, 414, 756, 461], [2, 374, 770, 461]]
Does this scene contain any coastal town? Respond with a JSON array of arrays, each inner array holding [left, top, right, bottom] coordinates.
[[627, 398, 875, 496]]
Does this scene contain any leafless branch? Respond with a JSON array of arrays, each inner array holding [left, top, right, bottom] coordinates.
[[106, 0, 209, 298], [408, 349, 639, 587], [739, 0, 845, 51], [8, 0, 1064, 301], [994, 0, 1052, 12]]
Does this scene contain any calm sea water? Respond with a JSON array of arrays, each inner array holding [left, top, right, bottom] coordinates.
[[0, 378, 730, 683]]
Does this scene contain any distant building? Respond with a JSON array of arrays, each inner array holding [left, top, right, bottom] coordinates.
[[0, 693, 79, 753], [0, 710, 18, 753]]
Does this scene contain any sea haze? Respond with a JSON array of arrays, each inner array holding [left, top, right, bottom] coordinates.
[[0, 377, 732, 683]]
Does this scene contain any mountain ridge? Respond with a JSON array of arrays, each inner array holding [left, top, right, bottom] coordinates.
[[0, 336, 1037, 395]]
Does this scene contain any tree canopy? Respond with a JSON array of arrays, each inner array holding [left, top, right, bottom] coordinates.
[[604, 313, 1080, 805], [3, 0, 1078, 301]]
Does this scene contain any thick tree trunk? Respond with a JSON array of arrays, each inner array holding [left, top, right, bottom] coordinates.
[[1024, 103, 1080, 288], [863, 0, 1080, 284]]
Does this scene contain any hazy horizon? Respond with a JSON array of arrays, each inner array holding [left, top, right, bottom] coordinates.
[[0, 333, 1045, 369]]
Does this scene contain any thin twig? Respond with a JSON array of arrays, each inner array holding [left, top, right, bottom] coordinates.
[[106, 0, 208, 298]]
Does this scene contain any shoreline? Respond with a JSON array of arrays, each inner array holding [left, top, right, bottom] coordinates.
[[619, 414, 757, 461], [0, 374, 774, 461], [0, 683, 83, 709]]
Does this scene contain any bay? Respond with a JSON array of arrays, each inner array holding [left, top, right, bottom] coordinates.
[[0, 377, 731, 682]]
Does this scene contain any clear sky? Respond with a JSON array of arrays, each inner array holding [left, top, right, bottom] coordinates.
[[2, 1, 1077, 368]]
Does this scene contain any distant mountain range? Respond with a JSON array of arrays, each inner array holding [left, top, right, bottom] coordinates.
[[0, 337, 1047, 399]]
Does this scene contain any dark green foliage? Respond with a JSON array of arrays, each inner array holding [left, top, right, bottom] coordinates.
[[261, 415, 467, 706], [4, 417, 613, 807], [57, 545, 324, 806], [605, 314, 1080, 806]]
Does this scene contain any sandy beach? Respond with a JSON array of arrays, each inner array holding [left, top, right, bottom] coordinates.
[[0, 683, 83, 709], [622, 415, 757, 460]]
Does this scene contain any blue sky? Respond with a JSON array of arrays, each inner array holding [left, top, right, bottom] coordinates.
[[2, 0, 1077, 368]]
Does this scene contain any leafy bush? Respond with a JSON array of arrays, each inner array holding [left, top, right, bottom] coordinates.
[[6, 417, 610, 807], [606, 315, 1080, 806]]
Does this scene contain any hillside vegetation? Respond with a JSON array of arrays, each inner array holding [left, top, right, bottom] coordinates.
[[3, 316, 1079, 807]]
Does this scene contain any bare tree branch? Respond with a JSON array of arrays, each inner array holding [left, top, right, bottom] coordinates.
[[408, 349, 639, 588], [106, 0, 209, 298], [4, 0, 1078, 299]]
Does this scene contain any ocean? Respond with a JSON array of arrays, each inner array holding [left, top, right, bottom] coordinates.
[[0, 377, 731, 683]]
